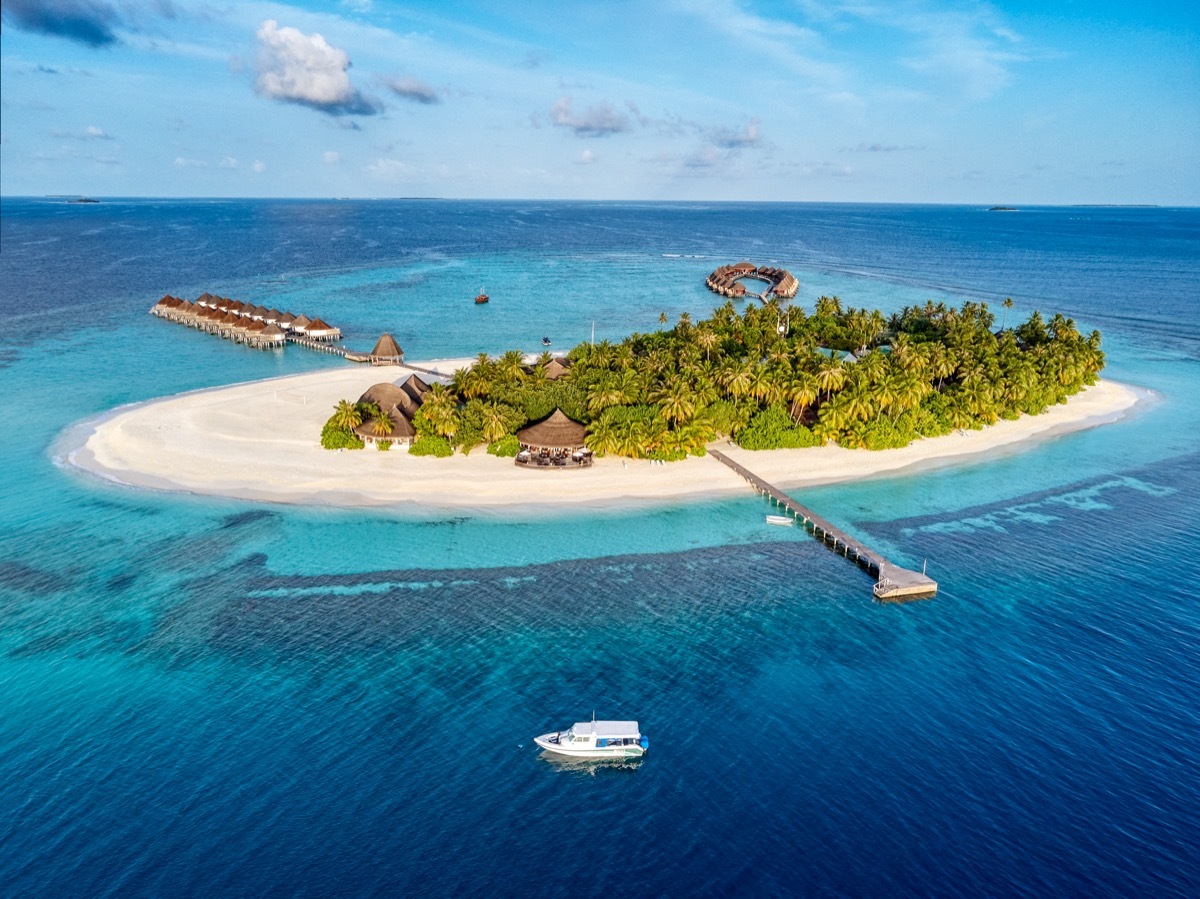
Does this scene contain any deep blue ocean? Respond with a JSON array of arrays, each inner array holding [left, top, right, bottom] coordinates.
[[1, 199, 1198, 896]]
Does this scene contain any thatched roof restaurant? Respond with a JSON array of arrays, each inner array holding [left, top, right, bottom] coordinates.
[[369, 333, 404, 365], [515, 410, 593, 468]]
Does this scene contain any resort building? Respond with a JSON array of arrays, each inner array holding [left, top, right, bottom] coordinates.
[[369, 333, 404, 366], [515, 409, 593, 468]]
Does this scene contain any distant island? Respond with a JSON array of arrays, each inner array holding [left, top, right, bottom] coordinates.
[[988, 206, 1018, 212], [69, 197, 100, 204]]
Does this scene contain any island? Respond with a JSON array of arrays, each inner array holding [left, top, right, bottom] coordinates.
[[61, 295, 1144, 514]]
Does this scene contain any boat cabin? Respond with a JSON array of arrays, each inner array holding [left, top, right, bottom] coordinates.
[[563, 720, 641, 748]]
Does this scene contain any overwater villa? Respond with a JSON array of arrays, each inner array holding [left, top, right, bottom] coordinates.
[[705, 262, 799, 300], [515, 409, 593, 468], [149, 294, 343, 353]]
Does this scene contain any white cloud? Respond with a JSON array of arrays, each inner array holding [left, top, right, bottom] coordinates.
[[549, 97, 630, 137], [252, 160, 267, 173], [576, 149, 597, 165], [220, 156, 238, 168], [322, 151, 341, 164], [174, 156, 206, 167], [341, 0, 372, 12], [254, 19, 381, 116], [368, 158, 413, 180]]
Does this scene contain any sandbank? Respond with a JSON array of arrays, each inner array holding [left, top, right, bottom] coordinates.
[[58, 360, 1147, 513]]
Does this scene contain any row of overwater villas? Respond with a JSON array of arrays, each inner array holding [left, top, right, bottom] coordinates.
[[705, 262, 799, 299], [149, 293, 342, 349]]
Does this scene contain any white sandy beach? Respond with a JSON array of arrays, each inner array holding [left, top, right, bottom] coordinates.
[[60, 359, 1146, 512]]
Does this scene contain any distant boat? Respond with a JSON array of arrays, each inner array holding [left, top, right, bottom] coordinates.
[[766, 514, 794, 526], [475, 288, 489, 304], [541, 336, 552, 346]]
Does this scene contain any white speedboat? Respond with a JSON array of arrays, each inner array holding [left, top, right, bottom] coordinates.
[[534, 719, 648, 759], [765, 514, 794, 526]]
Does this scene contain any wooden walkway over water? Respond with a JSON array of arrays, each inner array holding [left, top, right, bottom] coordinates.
[[287, 335, 346, 356], [708, 448, 937, 601]]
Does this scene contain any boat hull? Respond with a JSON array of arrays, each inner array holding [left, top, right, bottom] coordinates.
[[534, 733, 646, 759]]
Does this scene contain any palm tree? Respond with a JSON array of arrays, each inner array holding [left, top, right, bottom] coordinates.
[[371, 412, 393, 438], [585, 416, 621, 456], [480, 403, 509, 443], [814, 295, 842, 319], [784, 371, 818, 423], [587, 376, 625, 415], [651, 378, 696, 425], [359, 401, 384, 424], [722, 360, 755, 400], [332, 399, 362, 431], [497, 349, 527, 383], [815, 355, 846, 401], [1000, 297, 1014, 331]]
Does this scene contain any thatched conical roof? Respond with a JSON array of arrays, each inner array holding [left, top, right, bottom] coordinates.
[[279, 311, 297, 325], [354, 410, 416, 441], [400, 373, 429, 401], [260, 322, 286, 341], [292, 314, 312, 331], [357, 382, 410, 410], [543, 358, 569, 381], [369, 333, 403, 362], [516, 409, 587, 450]]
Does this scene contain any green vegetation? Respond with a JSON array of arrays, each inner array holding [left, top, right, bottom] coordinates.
[[320, 418, 365, 450], [487, 434, 521, 457], [409, 435, 453, 457], [325, 295, 1104, 459]]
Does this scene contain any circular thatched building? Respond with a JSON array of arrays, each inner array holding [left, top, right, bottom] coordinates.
[[515, 409, 592, 468]]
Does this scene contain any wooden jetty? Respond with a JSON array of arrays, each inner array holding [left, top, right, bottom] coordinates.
[[708, 448, 937, 601], [286, 334, 347, 357]]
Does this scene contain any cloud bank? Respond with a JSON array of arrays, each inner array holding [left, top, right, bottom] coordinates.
[[254, 20, 381, 117], [1, 0, 122, 47]]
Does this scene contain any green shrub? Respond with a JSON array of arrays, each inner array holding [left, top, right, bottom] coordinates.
[[376, 439, 391, 451], [487, 435, 521, 457], [736, 406, 821, 450], [320, 419, 365, 450], [409, 435, 453, 457]]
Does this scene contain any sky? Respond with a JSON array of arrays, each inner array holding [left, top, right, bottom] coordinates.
[[1, 0, 1197, 203]]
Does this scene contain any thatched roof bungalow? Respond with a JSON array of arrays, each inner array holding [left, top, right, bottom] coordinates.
[[306, 318, 340, 341], [369, 333, 404, 365], [542, 358, 570, 381], [517, 409, 588, 451], [354, 410, 417, 446], [357, 382, 411, 411], [257, 322, 287, 348]]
